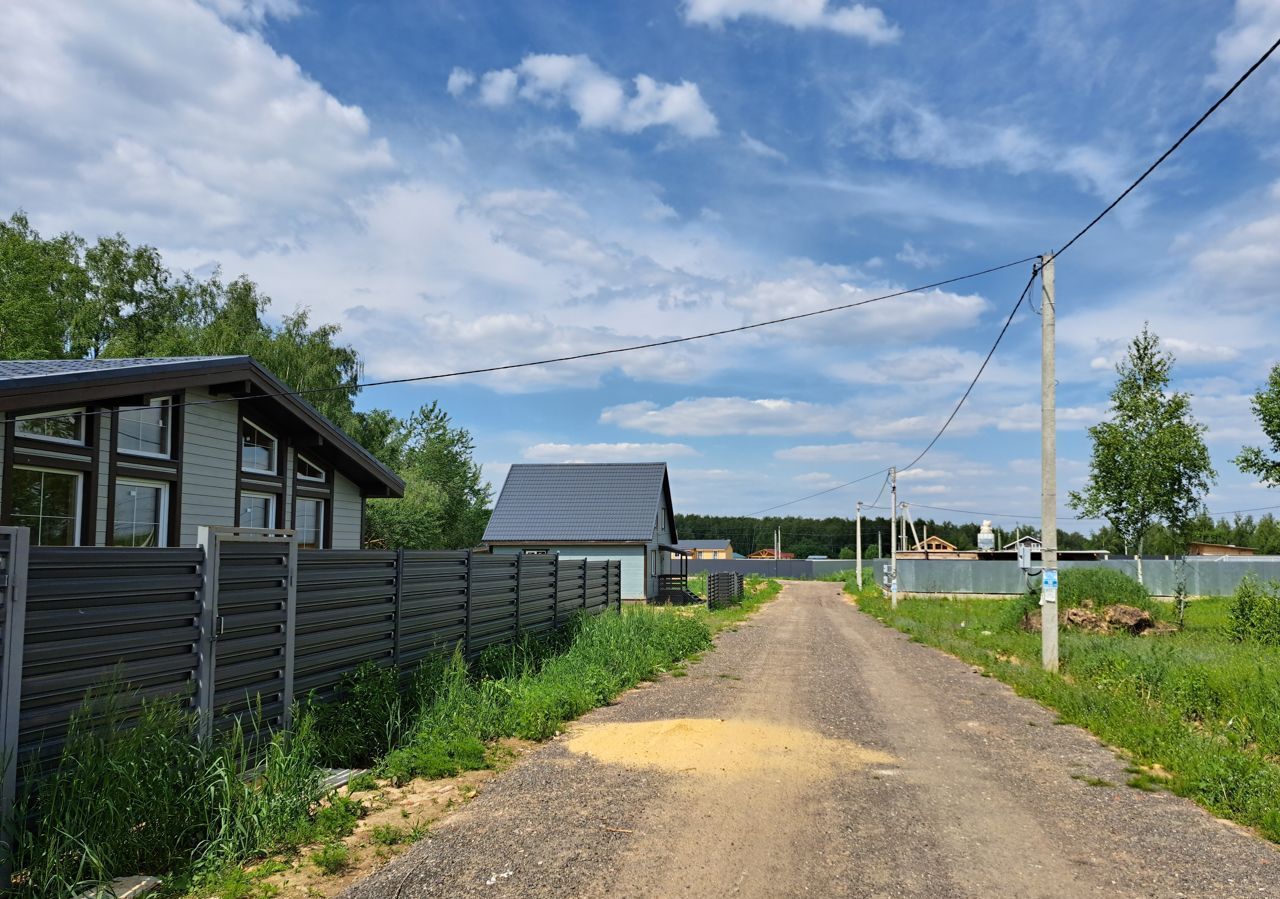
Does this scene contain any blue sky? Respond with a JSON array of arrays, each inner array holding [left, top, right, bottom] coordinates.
[[4, 0, 1280, 529]]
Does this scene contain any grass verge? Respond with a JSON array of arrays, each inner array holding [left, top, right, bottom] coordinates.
[[8, 607, 715, 898], [846, 575, 1280, 842]]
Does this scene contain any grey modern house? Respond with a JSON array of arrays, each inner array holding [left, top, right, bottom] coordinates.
[[0, 357, 403, 548], [482, 462, 679, 601]]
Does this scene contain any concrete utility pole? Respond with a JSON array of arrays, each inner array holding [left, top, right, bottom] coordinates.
[[1040, 253, 1059, 672], [855, 501, 863, 589], [889, 467, 898, 608]]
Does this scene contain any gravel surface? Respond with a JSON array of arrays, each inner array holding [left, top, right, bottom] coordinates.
[[341, 582, 1280, 899]]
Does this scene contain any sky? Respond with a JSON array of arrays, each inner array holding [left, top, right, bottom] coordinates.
[[3, 0, 1280, 532]]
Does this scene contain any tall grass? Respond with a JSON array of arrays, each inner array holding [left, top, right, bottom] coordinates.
[[852, 580, 1280, 841]]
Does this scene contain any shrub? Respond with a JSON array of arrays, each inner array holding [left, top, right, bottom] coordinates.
[[1058, 567, 1154, 612], [1228, 575, 1280, 645]]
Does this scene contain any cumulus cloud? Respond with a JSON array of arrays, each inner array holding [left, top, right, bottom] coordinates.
[[896, 241, 942, 269], [842, 82, 1132, 198], [682, 0, 900, 44], [0, 0, 392, 249], [446, 66, 476, 97], [1210, 0, 1280, 91], [451, 54, 718, 138], [601, 397, 855, 437], [522, 442, 698, 462], [197, 0, 299, 26]]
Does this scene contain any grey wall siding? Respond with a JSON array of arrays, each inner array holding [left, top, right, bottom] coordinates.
[[492, 544, 648, 599], [331, 471, 362, 549], [94, 414, 109, 544], [179, 388, 238, 545]]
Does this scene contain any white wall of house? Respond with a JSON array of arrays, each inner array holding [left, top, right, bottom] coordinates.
[[491, 544, 647, 599]]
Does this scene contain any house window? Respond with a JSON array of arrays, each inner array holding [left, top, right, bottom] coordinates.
[[112, 479, 167, 547], [118, 398, 170, 458], [295, 497, 324, 549], [15, 408, 85, 445], [241, 420, 277, 474], [296, 454, 326, 482], [239, 491, 276, 528], [11, 467, 81, 546]]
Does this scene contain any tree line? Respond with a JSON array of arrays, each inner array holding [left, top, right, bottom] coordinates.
[[0, 211, 491, 550]]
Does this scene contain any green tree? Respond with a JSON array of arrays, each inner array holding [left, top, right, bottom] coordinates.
[[1234, 363, 1280, 487], [363, 403, 492, 550], [0, 211, 86, 358], [1068, 325, 1216, 554]]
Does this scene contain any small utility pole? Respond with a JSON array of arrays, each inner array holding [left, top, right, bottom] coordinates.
[[1040, 253, 1059, 672], [889, 467, 898, 608], [855, 501, 863, 589]]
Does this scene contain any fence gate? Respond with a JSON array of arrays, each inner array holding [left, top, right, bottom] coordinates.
[[197, 527, 298, 738], [0, 528, 29, 884]]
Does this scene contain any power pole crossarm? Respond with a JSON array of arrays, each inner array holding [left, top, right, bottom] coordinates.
[[1040, 254, 1059, 673]]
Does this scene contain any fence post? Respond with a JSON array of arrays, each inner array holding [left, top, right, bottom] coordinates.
[[195, 526, 219, 740], [463, 549, 473, 658], [281, 538, 298, 730], [0, 527, 30, 889], [515, 551, 523, 635], [393, 549, 405, 670], [552, 553, 560, 629], [581, 558, 588, 612]]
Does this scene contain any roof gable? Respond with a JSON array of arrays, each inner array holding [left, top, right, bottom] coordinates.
[[483, 463, 675, 543]]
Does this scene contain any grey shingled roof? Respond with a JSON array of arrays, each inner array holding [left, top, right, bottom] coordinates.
[[483, 463, 674, 543], [0, 357, 230, 379], [674, 539, 731, 550]]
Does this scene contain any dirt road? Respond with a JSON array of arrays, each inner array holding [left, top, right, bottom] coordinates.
[[342, 582, 1280, 899]]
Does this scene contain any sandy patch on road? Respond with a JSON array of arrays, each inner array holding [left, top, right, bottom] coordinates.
[[565, 717, 893, 779]]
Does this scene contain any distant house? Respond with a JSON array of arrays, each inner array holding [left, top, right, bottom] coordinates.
[[914, 535, 957, 553], [673, 538, 733, 560], [0, 357, 403, 548], [481, 462, 679, 601], [1003, 534, 1042, 551], [748, 548, 794, 560], [1188, 541, 1256, 557]]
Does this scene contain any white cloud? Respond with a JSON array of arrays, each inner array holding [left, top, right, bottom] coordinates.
[[197, 0, 299, 26], [522, 442, 698, 462], [895, 240, 942, 269], [740, 131, 787, 161], [843, 82, 1131, 198], [0, 0, 392, 249], [601, 397, 854, 437], [1211, 0, 1280, 90], [682, 0, 900, 44], [453, 54, 718, 138], [775, 441, 907, 463], [446, 66, 476, 97]]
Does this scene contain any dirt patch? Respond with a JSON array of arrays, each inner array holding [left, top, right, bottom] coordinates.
[[564, 717, 894, 780], [238, 741, 536, 899]]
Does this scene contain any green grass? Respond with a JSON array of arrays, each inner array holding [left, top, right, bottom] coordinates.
[[849, 579, 1280, 842], [309, 841, 350, 876], [694, 576, 782, 634], [9, 605, 720, 898]]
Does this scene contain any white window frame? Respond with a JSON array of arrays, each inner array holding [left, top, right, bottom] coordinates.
[[294, 496, 325, 549], [240, 419, 278, 475], [112, 478, 169, 547], [239, 490, 277, 529], [12, 465, 83, 546], [296, 453, 327, 483], [14, 407, 86, 446], [117, 397, 171, 460]]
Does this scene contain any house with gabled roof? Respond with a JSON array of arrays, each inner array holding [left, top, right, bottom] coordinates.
[[0, 356, 403, 548], [481, 462, 679, 600]]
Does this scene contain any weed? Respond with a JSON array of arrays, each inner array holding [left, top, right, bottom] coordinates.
[[346, 771, 379, 793], [310, 842, 351, 876], [1228, 575, 1280, 645], [370, 822, 427, 846], [1071, 774, 1114, 788]]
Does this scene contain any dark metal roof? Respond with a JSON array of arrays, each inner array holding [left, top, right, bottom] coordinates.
[[0, 356, 404, 497], [674, 539, 732, 550], [483, 463, 677, 543]]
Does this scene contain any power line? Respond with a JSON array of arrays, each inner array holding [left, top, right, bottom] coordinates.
[[1053, 34, 1280, 261], [746, 467, 890, 516], [18, 255, 1039, 426]]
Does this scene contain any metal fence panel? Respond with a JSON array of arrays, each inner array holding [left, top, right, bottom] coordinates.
[[398, 552, 469, 669], [518, 555, 557, 636], [469, 555, 518, 653], [295, 550, 397, 698], [21, 546, 203, 766], [584, 561, 610, 613], [556, 558, 587, 616]]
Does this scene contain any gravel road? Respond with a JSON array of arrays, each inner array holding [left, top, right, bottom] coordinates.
[[342, 581, 1280, 899]]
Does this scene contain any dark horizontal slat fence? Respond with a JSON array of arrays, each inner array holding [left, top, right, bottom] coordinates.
[[0, 527, 622, 833]]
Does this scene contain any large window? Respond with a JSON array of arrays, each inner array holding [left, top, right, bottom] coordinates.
[[239, 491, 276, 529], [15, 408, 85, 445], [118, 398, 170, 458], [11, 467, 81, 546], [295, 497, 325, 549], [112, 480, 167, 547], [241, 420, 277, 474]]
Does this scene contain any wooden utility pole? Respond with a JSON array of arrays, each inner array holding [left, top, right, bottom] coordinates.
[[855, 501, 863, 589], [1040, 254, 1059, 672], [889, 467, 898, 608]]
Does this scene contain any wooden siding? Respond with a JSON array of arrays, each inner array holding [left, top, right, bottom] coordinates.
[[491, 544, 648, 599], [331, 471, 362, 549], [94, 413, 109, 544], [179, 387, 238, 544]]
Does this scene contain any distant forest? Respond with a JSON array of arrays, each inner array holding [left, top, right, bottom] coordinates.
[[674, 512, 1280, 559]]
